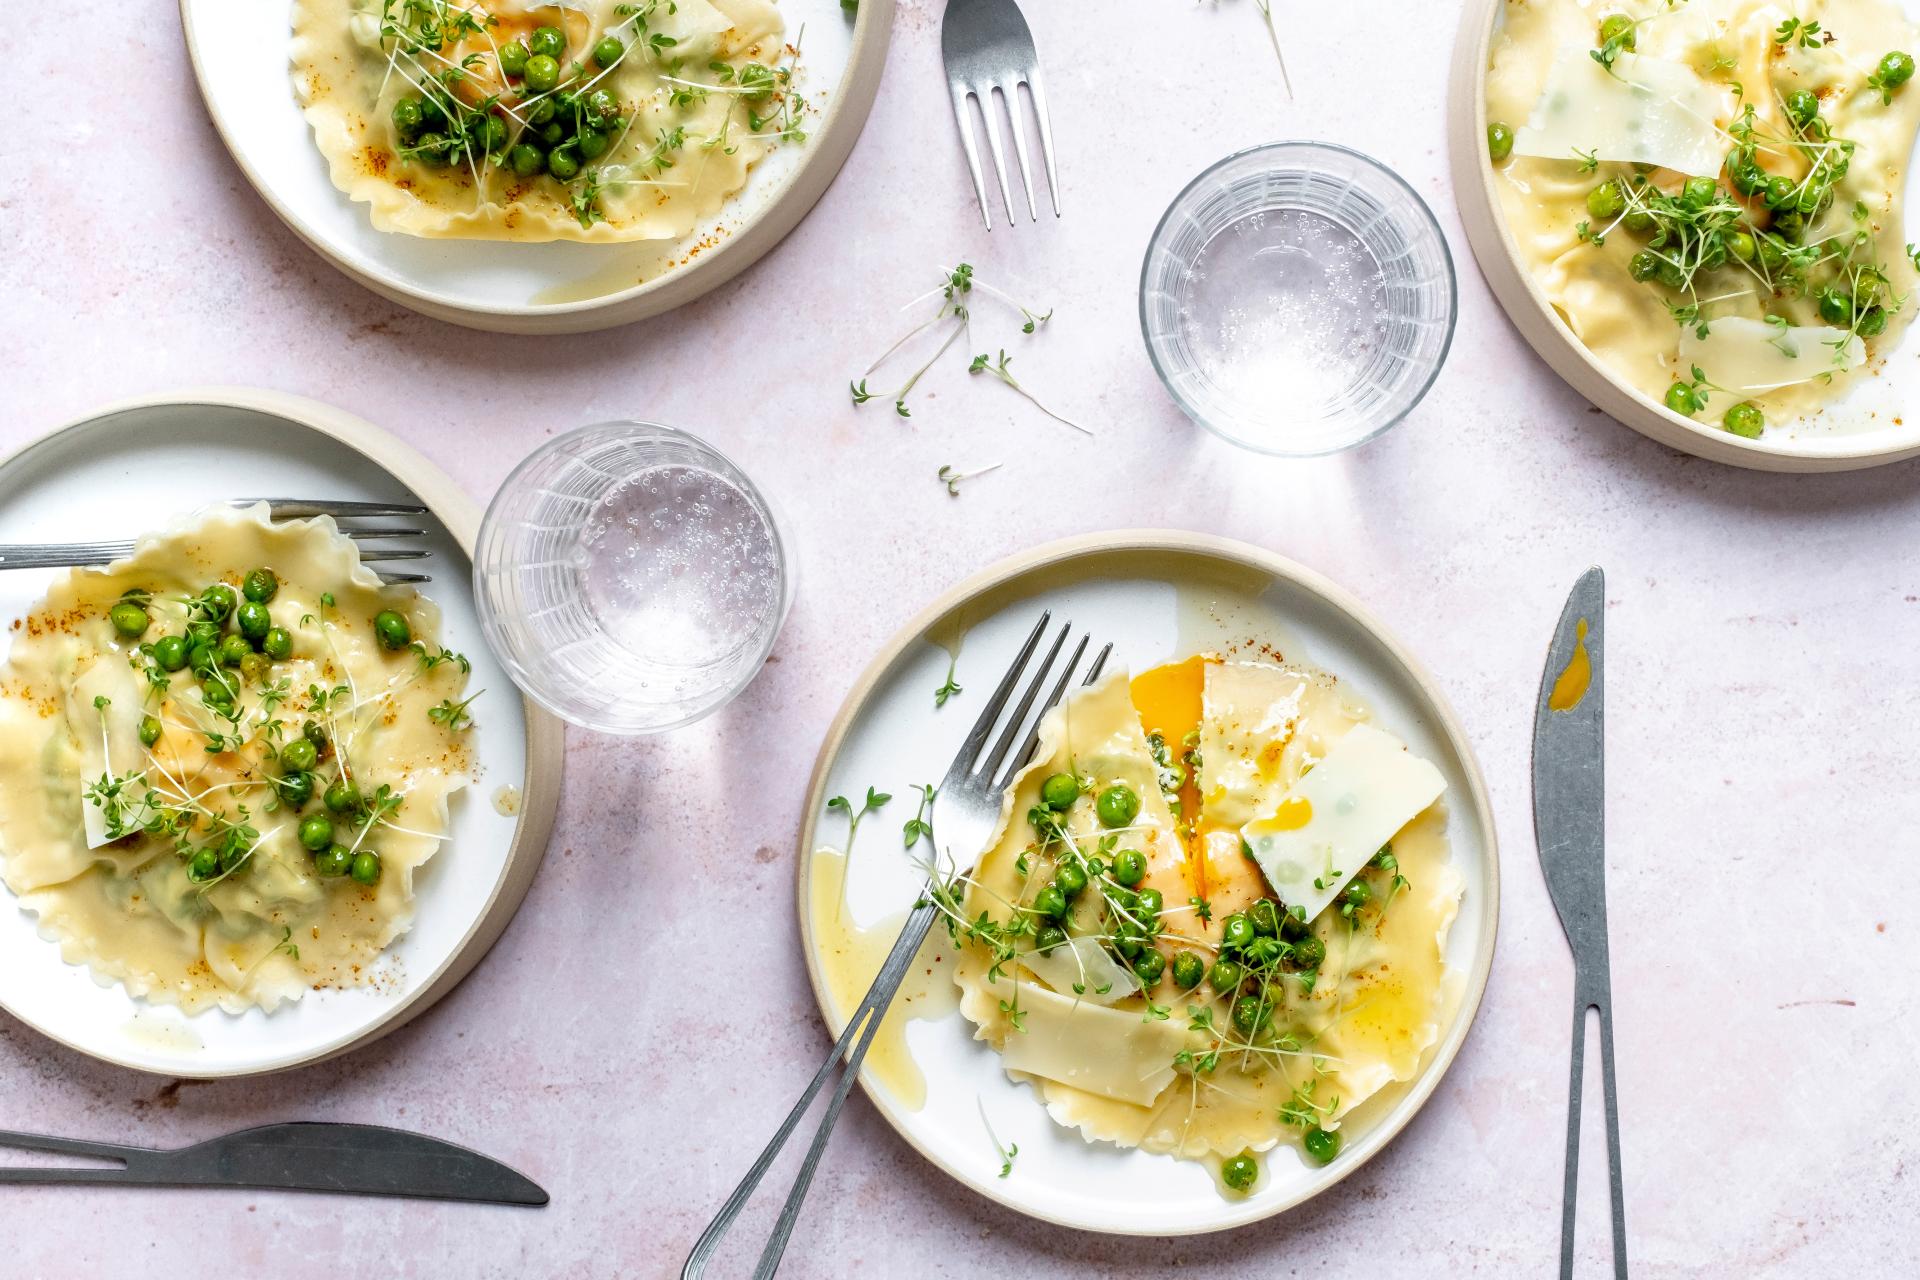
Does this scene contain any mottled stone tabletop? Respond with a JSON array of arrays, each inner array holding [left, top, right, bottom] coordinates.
[[1, 1, 1914, 1276]]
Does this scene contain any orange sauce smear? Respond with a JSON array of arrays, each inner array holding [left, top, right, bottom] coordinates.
[[1130, 656, 1209, 895]]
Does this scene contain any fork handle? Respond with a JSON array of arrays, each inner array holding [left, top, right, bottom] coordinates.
[[683, 898, 939, 1279], [1560, 974, 1628, 1279]]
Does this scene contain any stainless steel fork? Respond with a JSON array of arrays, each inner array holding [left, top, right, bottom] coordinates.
[[942, 0, 1060, 229], [0, 498, 434, 585], [683, 612, 1110, 1279]]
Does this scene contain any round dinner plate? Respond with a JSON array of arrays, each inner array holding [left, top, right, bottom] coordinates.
[[0, 388, 563, 1076], [1449, 0, 1920, 471], [794, 532, 1499, 1235], [179, 0, 892, 334]]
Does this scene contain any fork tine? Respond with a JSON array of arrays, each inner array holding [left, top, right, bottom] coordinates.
[[997, 631, 1088, 790], [948, 611, 1050, 780], [354, 548, 431, 562], [949, 84, 994, 232], [1084, 642, 1111, 684], [1025, 67, 1061, 217], [376, 571, 430, 585], [1003, 79, 1038, 221], [978, 86, 1018, 225], [245, 499, 430, 518], [977, 621, 1069, 783], [346, 528, 428, 541]]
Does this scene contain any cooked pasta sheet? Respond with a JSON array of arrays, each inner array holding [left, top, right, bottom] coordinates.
[[1485, 0, 1920, 434], [0, 506, 474, 1014], [950, 658, 1459, 1184], [291, 0, 795, 241]]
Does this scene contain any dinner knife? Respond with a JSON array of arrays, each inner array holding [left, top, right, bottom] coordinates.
[[1531, 567, 1627, 1278], [0, 1122, 547, 1206]]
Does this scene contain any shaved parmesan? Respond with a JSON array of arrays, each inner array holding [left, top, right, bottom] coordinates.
[[1240, 724, 1445, 924], [1017, 937, 1138, 1005], [1514, 47, 1730, 178], [998, 984, 1191, 1105], [1199, 662, 1310, 830], [1678, 316, 1865, 394]]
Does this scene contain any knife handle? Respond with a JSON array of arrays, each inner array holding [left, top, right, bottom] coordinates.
[[1560, 986, 1628, 1279]]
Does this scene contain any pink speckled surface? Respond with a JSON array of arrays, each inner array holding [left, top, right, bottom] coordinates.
[[1, 1, 1916, 1275]]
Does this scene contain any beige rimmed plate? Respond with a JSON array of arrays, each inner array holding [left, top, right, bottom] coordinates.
[[793, 532, 1499, 1235], [1449, 0, 1920, 471], [178, 0, 892, 334], [0, 387, 563, 1076]]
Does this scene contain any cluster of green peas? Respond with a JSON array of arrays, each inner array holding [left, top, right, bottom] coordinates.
[[1218, 1121, 1342, 1191], [1198, 896, 1325, 1040], [389, 24, 630, 183], [1025, 772, 1173, 984]]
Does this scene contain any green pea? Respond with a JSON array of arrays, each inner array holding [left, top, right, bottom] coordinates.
[[391, 96, 425, 139], [528, 98, 557, 126], [201, 584, 237, 622], [1054, 859, 1087, 897], [1773, 211, 1805, 241], [508, 142, 545, 178], [373, 610, 412, 651], [1171, 951, 1205, 990], [524, 53, 561, 93], [1486, 121, 1513, 163], [108, 601, 149, 639], [1095, 784, 1139, 829], [1303, 1126, 1342, 1165], [1765, 175, 1796, 209], [242, 568, 278, 603], [1680, 176, 1717, 210], [1135, 887, 1163, 917], [1231, 995, 1273, 1036], [219, 634, 252, 667], [1663, 382, 1696, 416], [138, 715, 162, 748], [1221, 912, 1256, 951], [1113, 931, 1143, 960], [1035, 925, 1067, 953], [217, 841, 246, 874], [1622, 206, 1654, 234], [262, 628, 293, 661], [1292, 935, 1326, 969], [199, 674, 231, 707], [1858, 306, 1889, 338], [1795, 183, 1828, 216], [1279, 908, 1309, 941], [1721, 401, 1765, 439], [1878, 51, 1915, 90], [1728, 230, 1755, 262], [1785, 89, 1820, 129], [280, 771, 315, 809], [304, 721, 328, 749], [586, 89, 618, 124], [1041, 773, 1080, 810], [151, 635, 188, 671], [1628, 251, 1659, 283], [548, 146, 581, 180], [188, 620, 220, 649], [1221, 1152, 1258, 1192], [1133, 950, 1166, 986], [187, 848, 221, 882], [1597, 13, 1635, 50], [529, 25, 565, 58], [280, 737, 318, 772], [539, 122, 566, 147], [1586, 181, 1624, 221], [1032, 884, 1068, 919], [1725, 149, 1762, 195], [1343, 879, 1372, 908], [1207, 959, 1243, 994], [473, 113, 508, 154], [298, 814, 334, 852], [315, 844, 352, 877], [234, 601, 270, 642], [578, 128, 609, 160], [325, 779, 362, 813], [1818, 288, 1853, 326], [1085, 856, 1106, 880], [350, 851, 383, 886], [1111, 848, 1146, 888], [1250, 899, 1280, 937], [1655, 258, 1686, 289], [239, 652, 271, 684], [593, 34, 624, 68], [498, 40, 529, 78]]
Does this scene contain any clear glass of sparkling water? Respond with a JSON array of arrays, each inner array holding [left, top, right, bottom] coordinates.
[[1140, 141, 1457, 455], [474, 422, 793, 734]]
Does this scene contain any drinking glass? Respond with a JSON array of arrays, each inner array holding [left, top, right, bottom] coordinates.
[[1140, 141, 1458, 456], [474, 422, 793, 734]]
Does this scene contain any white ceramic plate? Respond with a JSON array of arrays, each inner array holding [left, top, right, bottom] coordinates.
[[1449, 0, 1920, 471], [179, 0, 892, 333], [0, 389, 562, 1076], [794, 533, 1499, 1235]]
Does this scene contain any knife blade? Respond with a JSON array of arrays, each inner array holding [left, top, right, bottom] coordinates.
[[1531, 567, 1626, 1279], [0, 1122, 547, 1206]]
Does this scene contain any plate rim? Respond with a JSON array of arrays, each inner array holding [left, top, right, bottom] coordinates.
[[1446, 0, 1920, 473], [789, 529, 1502, 1235], [0, 385, 565, 1078], [176, 0, 896, 335]]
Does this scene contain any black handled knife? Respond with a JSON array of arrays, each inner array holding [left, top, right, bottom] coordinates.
[[0, 1122, 547, 1205]]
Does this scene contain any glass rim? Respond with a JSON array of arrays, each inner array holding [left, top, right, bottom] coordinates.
[[472, 419, 793, 735], [1137, 139, 1460, 458]]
